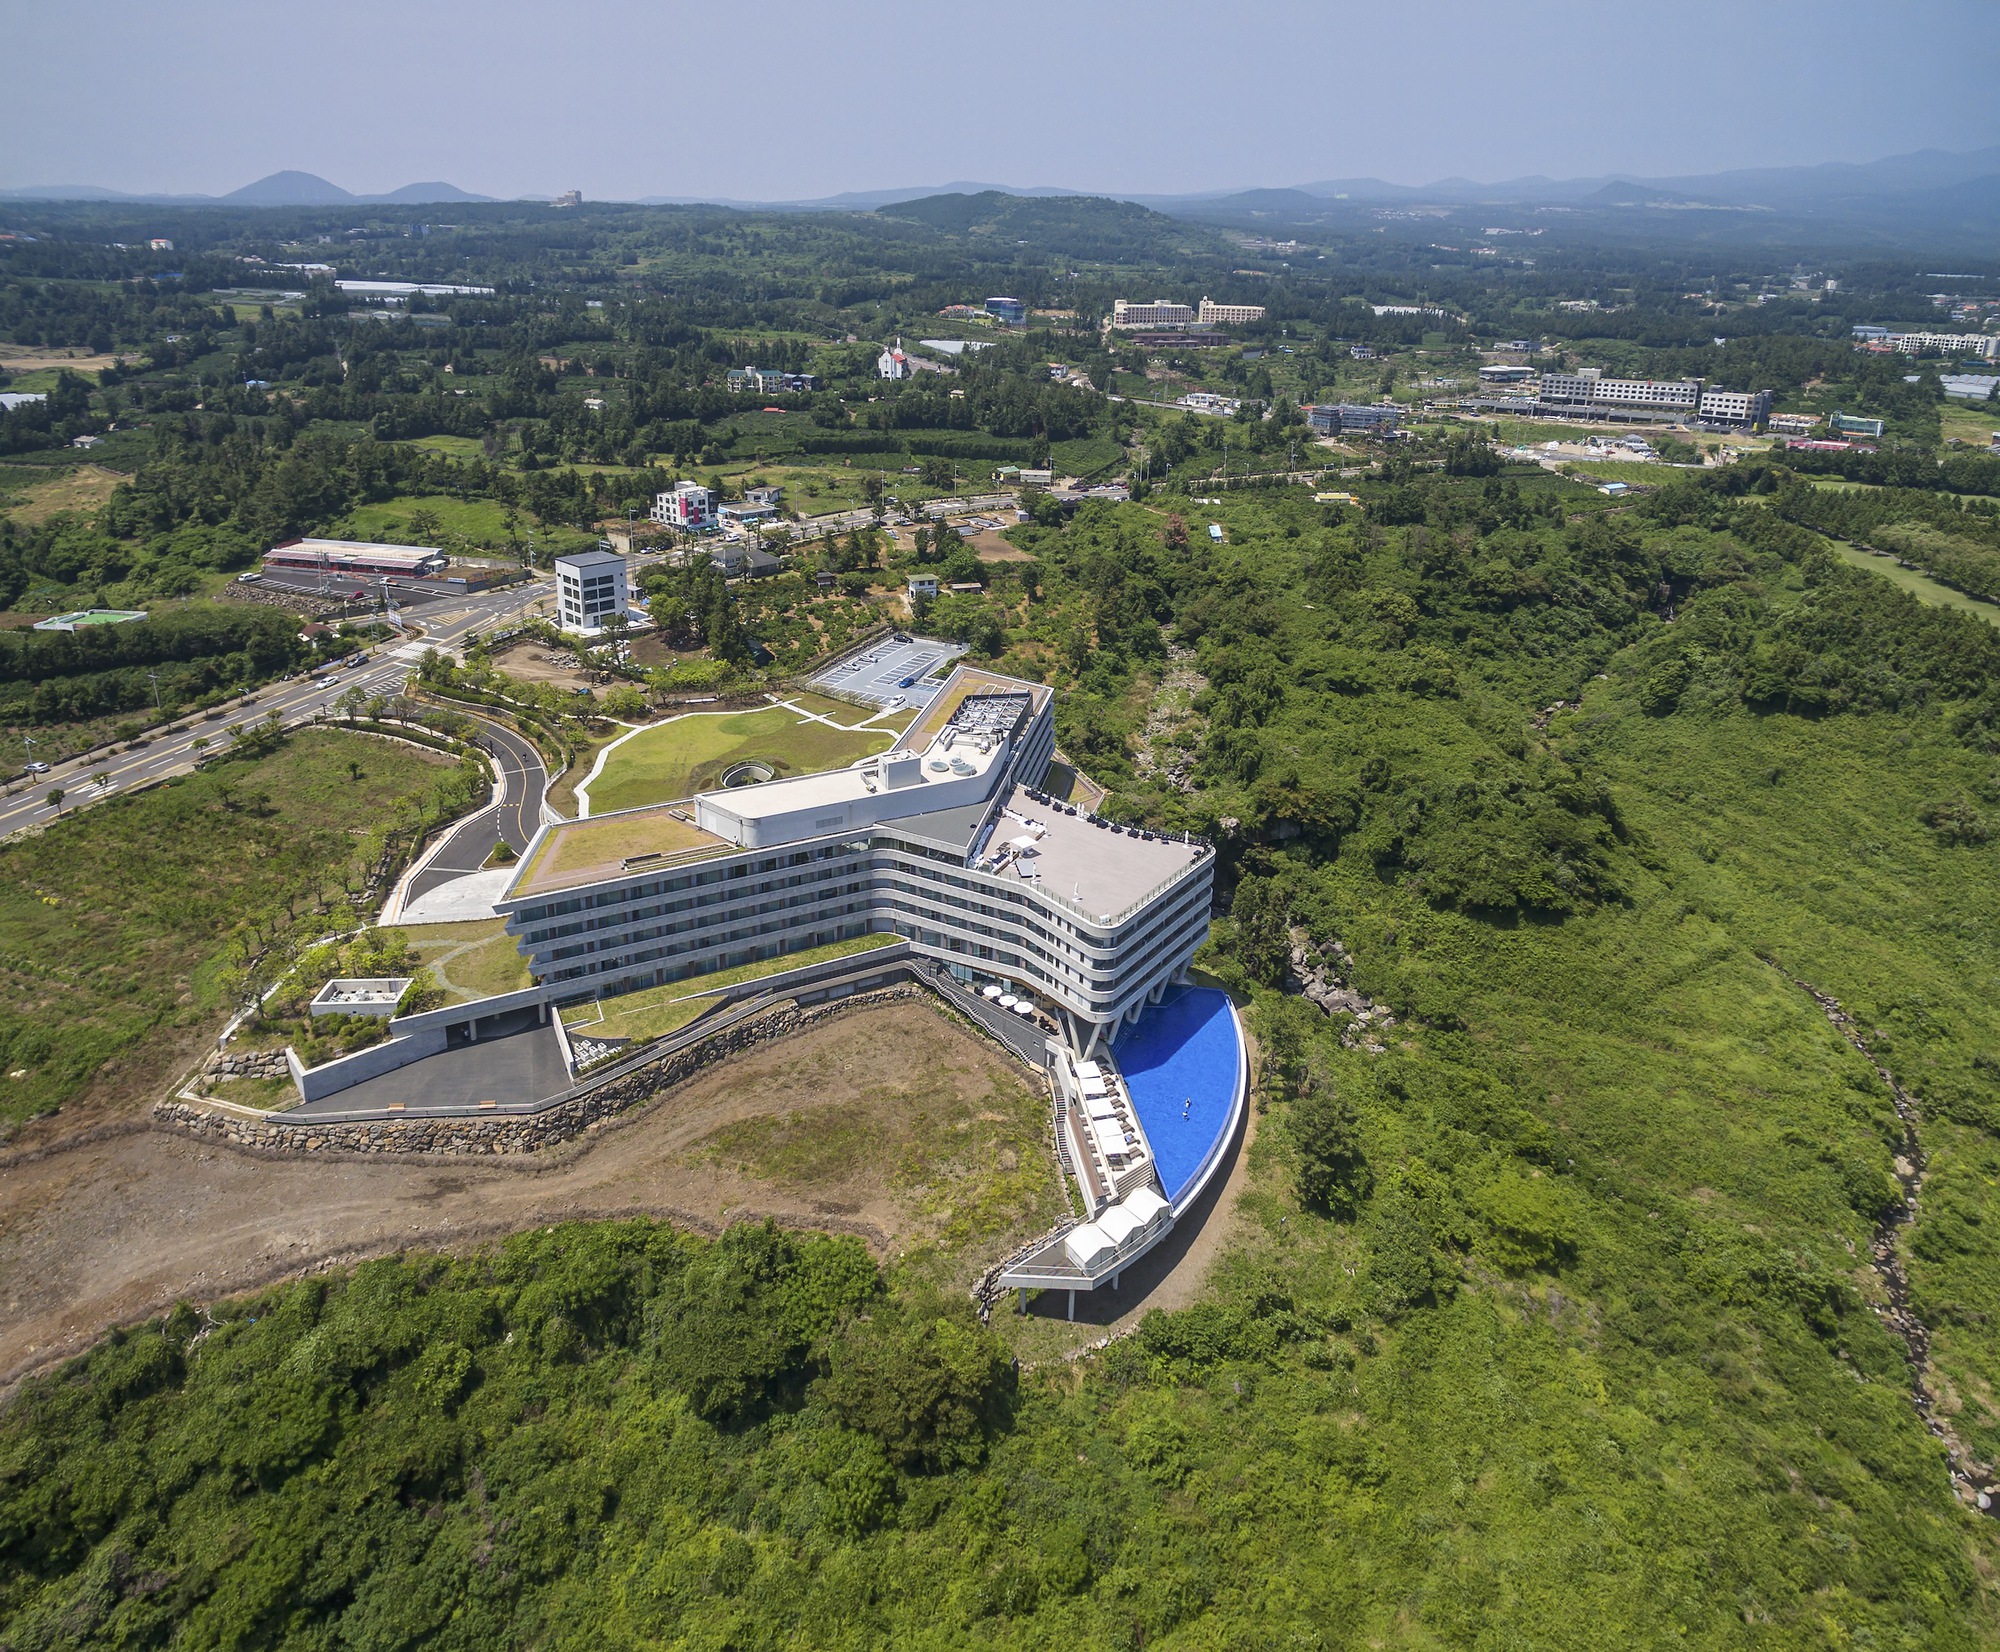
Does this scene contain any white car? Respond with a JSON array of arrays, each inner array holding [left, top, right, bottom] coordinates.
[[25, 760, 49, 774]]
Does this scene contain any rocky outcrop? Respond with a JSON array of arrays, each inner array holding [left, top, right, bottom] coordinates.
[[1775, 964, 1997, 1517], [155, 986, 922, 1158], [1287, 927, 1394, 1053], [1131, 644, 1207, 794]]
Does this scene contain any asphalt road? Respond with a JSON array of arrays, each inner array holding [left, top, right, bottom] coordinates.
[[402, 715, 548, 907], [0, 576, 553, 837]]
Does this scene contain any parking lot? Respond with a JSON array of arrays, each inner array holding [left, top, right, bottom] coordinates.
[[811, 635, 967, 708]]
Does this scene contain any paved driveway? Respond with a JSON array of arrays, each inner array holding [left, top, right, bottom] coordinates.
[[282, 1023, 569, 1119]]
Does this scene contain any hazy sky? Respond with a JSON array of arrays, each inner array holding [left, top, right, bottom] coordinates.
[[7, 0, 1999, 200]]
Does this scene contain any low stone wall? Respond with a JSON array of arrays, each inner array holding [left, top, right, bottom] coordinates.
[[153, 985, 923, 1158]]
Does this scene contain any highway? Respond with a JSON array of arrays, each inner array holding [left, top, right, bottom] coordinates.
[[0, 576, 553, 838]]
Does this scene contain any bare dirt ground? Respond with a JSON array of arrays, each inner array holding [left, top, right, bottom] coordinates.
[[490, 640, 597, 692], [0, 1001, 1050, 1395]]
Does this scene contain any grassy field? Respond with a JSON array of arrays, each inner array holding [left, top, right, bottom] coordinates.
[[401, 435, 487, 461], [1940, 398, 2000, 447], [562, 933, 899, 1044], [697, 1035, 1062, 1254], [1828, 539, 2000, 627], [400, 917, 533, 1002], [333, 494, 521, 547], [0, 463, 128, 525], [1558, 459, 1680, 485], [0, 730, 462, 1131], [581, 704, 893, 815]]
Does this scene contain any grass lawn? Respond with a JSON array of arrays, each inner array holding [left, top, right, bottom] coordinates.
[[771, 688, 886, 725], [0, 730, 463, 1130], [1827, 540, 2000, 628], [401, 436, 486, 461], [514, 808, 727, 896], [561, 933, 898, 1043], [400, 917, 533, 1002], [582, 704, 893, 815]]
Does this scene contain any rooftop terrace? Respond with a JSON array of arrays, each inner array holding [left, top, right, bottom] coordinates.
[[982, 786, 1205, 923], [507, 808, 732, 899]]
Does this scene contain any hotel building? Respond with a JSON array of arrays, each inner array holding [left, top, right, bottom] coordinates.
[[495, 667, 1215, 1055]]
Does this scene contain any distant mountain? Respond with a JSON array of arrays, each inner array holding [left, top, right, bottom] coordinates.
[[633, 180, 1085, 211], [220, 171, 356, 206], [0, 171, 494, 206], [371, 180, 491, 204]]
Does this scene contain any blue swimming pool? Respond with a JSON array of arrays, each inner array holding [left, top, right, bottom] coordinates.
[[1113, 985, 1245, 1209]]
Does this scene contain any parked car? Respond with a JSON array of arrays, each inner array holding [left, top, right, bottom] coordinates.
[[25, 760, 49, 774]]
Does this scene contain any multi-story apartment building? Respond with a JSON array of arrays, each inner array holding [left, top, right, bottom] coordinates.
[[1877, 332, 2000, 361], [495, 667, 1215, 1055], [1112, 299, 1195, 329], [650, 481, 717, 532], [1197, 297, 1266, 325]]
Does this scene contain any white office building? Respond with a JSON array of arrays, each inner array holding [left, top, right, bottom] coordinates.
[[650, 481, 716, 532], [496, 666, 1214, 1055], [553, 549, 637, 636], [1697, 388, 1774, 428]]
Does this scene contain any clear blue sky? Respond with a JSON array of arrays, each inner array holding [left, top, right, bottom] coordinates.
[[7, 0, 1998, 200]]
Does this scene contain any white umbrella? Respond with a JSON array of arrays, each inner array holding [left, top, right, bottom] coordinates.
[[981, 983, 1004, 1000], [1012, 1000, 1035, 1017], [998, 995, 1019, 1010]]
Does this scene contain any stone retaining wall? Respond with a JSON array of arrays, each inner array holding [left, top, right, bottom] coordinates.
[[200, 1047, 291, 1084], [153, 986, 923, 1158]]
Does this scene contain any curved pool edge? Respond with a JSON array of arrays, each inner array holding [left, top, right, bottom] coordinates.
[[1166, 995, 1249, 1218]]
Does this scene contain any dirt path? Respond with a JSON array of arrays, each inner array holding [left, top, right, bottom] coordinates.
[[0, 1002, 1032, 1395]]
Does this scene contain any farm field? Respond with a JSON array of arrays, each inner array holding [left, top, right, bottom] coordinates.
[[580, 703, 893, 815]]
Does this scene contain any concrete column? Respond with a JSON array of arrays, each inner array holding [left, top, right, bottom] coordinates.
[[1067, 1289, 1076, 1321]]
